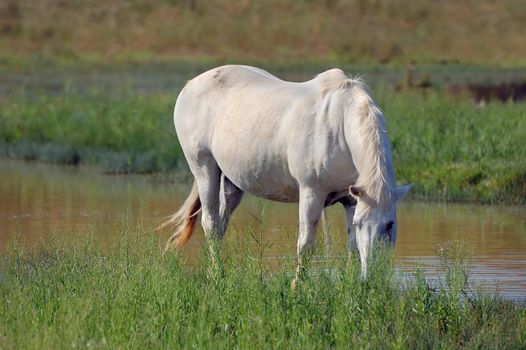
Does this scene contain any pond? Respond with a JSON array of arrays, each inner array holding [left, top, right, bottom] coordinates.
[[1, 159, 525, 299]]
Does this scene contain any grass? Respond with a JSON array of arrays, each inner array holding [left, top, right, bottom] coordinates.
[[0, 92, 183, 174], [1, 0, 526, 67], [0, 227, 525, 349], [0, 77, 525, 203], [385, 91, 526, 204]]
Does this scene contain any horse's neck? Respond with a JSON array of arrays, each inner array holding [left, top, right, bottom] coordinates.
[[344, 90, 396, 207]]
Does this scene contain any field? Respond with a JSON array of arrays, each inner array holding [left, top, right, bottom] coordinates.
[[1, 63, 525, 204], [1, 228, 525, 349], [1, 0, 526, 67]]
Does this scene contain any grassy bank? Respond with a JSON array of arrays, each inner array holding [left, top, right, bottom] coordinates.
[[385, 91, 526, 204], [0, 93, 182, 174], [0, 230, 524, 349], [1, 82, 525, 203]]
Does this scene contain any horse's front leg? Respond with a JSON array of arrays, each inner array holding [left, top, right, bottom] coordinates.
[[291, 187, 325, 289]]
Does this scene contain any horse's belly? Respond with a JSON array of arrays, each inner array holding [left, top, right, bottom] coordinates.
[[211, 142, 299, 202], [235, 171, 299, 203], [219, 159, 299, 202]]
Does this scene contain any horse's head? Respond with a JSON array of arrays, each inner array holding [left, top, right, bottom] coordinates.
[[348, 183, 413, 276]]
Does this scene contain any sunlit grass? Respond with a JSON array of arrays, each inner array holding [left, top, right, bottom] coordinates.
[[0, 227, 525, 349]]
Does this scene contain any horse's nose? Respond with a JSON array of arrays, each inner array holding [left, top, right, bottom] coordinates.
[[379, 230, 394, 244]]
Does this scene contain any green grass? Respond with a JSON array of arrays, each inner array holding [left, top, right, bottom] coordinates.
[[383, 91, 526, 204], [1, 80, 525, 203], [0, 92, 183, 173], [0, 228, 524, 349]]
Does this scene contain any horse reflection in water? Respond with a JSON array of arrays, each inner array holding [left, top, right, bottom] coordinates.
[[159, 65, 412, 286]]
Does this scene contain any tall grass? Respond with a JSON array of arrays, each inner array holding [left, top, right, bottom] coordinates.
[[0, 227, 524, 349]]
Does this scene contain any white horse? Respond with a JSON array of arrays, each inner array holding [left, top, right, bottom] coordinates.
[[160, 65, 412, 284]]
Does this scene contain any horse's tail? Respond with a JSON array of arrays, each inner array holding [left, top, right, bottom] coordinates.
[[157, 180, 201, 252]]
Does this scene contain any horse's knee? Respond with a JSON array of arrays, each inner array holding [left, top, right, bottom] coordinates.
[[201, 209, 220, 239]]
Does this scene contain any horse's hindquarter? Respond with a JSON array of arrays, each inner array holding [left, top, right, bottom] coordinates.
[[175, 66, 357, 202]]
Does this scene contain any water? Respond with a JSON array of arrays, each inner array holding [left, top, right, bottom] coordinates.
[[1, 159, 525, 299]]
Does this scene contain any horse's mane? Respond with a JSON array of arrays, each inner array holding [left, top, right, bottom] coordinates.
[[341, 78, 396, 212], [317, 68, 351, 95]]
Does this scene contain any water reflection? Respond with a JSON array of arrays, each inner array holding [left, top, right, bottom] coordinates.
[[1, 159, 525, 299]]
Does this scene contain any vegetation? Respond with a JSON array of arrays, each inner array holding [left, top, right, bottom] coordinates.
[[0, 93, 182, 174], [0, 229, 524, 349], [385, 91, 526, 204], [1, 0, 526, 67]]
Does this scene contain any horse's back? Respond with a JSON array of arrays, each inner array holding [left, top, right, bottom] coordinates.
[[181, 65, 283, 96], [174, 64, 313, 151]]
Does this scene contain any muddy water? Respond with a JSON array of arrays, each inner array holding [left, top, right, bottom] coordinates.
[[1, 159, 525, 299]]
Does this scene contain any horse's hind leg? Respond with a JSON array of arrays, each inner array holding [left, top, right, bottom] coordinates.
[[191, 155, 223, 264], [219, 174, 244, 235]]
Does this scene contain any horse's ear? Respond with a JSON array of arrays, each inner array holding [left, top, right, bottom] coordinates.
[[349, 185, 364, 199], [395, 184, 414, 201]]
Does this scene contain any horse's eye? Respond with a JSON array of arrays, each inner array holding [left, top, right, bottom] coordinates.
[[386, 221, 394, 231]]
